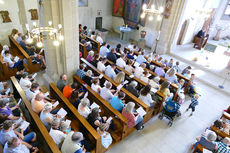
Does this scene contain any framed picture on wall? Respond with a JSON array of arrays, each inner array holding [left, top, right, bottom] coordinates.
[[113, 0, 125, 17], [79, 0, 88, 7]]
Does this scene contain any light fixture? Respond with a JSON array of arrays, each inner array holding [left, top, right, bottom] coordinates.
[[25, 21, 63, 47], [141, 2, 164, 21], [0, 0, 4, 4]]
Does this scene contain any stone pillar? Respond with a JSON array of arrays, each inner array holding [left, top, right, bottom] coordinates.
[[152, 0, 187, 55], [17, 0, 28, 33], [39, 0, 79, 83]]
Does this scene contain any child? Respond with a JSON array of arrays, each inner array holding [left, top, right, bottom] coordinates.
[[186, 94, 199, 116]]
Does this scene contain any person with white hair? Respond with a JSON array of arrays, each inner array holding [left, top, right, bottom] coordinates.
[[122, 102, 144, 130], [96, 33, 103, 45], [149, 76, 160, 89], [126, 81, 139, 97], [49, 117, 67, 148], [116, 54, 126, 68], [100, 81, 119, 102], [40, 102, 56, 130], [1, 45, 10, 58], [134, 63, 146, 78], [194, 130, 217, 152], [86, 50, 94, 63], [61, 132, 86, 153], [82, 70, 96, 86], [165, 68, 178, 84], [78, 98, 91, 118], [215, 137, 230, 153]]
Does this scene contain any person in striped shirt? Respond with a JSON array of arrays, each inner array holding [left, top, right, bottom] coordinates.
[[215, 137, 230, 153]]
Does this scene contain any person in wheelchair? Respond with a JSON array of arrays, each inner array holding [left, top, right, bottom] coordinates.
[[163, 98, 181, 120]]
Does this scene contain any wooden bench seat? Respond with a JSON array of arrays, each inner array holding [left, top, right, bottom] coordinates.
[[193, 143, 206, 153], [10, 76, 61, 153], [49, 83, 102, 153], [81, 34, 100, 53], [80, 58, 165, 125], [80, 42, 88, 59], [73, 75, 129, 142], [8, 35, 42, 74]]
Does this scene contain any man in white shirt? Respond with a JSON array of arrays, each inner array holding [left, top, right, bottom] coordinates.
[[96, 33, 103, 45], [3, 50, 23, 68], [97, 58, 107, 72], [99, 42, 109, 57], [100, 82, 119, 102], [116, 54, 126, 68], [105, 64, 117, 79], [19, 73, 32, 92], [134, 63, 146, 78], [26, 83, 40, 102]]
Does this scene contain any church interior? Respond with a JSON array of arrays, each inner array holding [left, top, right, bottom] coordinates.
[[0, 0, 230, 153]]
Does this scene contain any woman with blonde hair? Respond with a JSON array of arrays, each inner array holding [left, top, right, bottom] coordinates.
[[159, 81, 171, 100], [122, 102, 144, 130], [78, 98, 91, 118], [86, 50, 94, 63], [114, 72, 125, 84], [165, 68, 178, 84], [125, 60, 135, 73]]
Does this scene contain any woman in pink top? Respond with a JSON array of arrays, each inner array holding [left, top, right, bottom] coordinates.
[[122, 102, 144, 130]]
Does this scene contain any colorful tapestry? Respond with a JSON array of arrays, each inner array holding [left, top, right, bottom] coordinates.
[[113, 0, 125, 17], [123, 0, 143, 28]]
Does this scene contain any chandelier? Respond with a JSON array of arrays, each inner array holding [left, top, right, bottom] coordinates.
[[25, 21, 64, 48], [140, 3, 164, 21]]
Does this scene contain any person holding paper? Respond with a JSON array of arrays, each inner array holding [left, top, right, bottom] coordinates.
[[116, 54, 126, 68], [31, 92, 51, 114], [87, 107, 109, 130], [3, 137, 39, 153], [78, 98, 91, 118], [100, 82, 119, 102], [149, 76, 160, 90], [125, 60, 135, 73], [83, 70, 99, 86], [91, 78, 102, 94], [97, 58, 107, 72], [40, 103, 59, 130], [3, 50, 24, 68], [19, 73, 32, 92], [134, 63, 146, 79], [140, 71, 150, 84], [165, 68, 178, 84], [105, 64, 117, 80], [0, 120, 37, 146], [0, 100, 20, 120], [126, 81, 139, 97], [29, 46, 46, 68], [122, 102, 144, 130], [49, 117, 67, 148], [114, 72, 125, 84], [25, 83, 40, 102], [86, 51, 95, 63], [110, 92, 126, 113], [97, 123, 112, 149], [139, 85, 155, 107]]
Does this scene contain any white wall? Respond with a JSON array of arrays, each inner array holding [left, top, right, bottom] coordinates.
[[0, 0, 38, 45], [78, 0, 113, 30], [24, 0, 39, 28], [0, 0, 23, 45]]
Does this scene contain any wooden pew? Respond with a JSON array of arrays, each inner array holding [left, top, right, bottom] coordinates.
[[0, 54, 18, 81], [193, 144, 206, 153], [49, 83, 102, 153], [80, 58, 164, 125], [80, 42, 88, 59], [8, 35, 41, 74], [73, 75, 129, 142], [81, 34, 100, 53], [211, 126, 230, 139], [10, 76, 61, 153]]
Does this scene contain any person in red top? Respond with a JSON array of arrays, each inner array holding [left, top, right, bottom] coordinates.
[[63, 83, 79, 99], [122, 102, 144, 130], [79, 24, 82, 34]]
